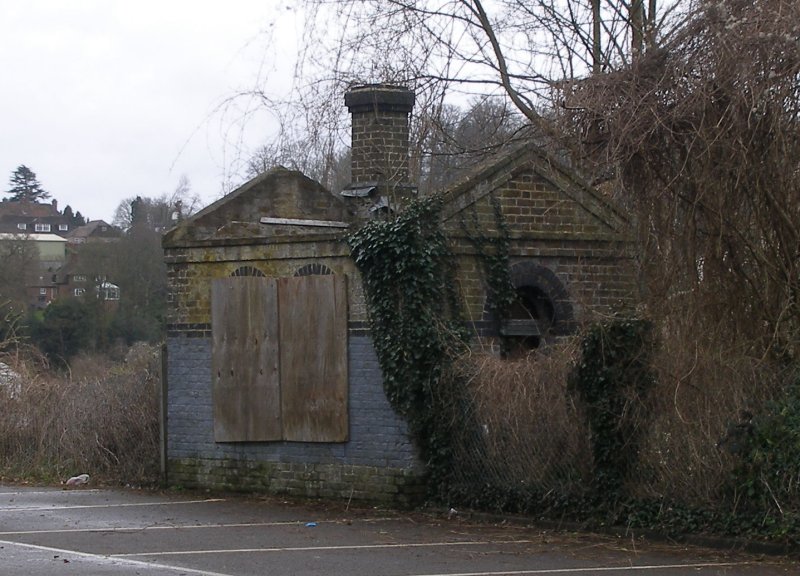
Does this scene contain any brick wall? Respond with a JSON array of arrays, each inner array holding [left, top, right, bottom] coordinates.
[[166, 333, 424, 503], [444, 168, 636, 329], [164, 246, 369, 333]]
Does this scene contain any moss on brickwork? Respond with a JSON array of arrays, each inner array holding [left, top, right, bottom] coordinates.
[[167, 458, 425, 506]]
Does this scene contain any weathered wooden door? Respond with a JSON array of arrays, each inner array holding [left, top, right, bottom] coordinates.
[[211, 277, 281, 442], [211, 274, 348, 443], [278, 275, 348, 442]]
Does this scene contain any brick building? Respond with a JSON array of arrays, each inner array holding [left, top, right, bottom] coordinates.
[[0, 199, 122, 309], [161, 85, 635, 503], [0, 199, 73, 236]]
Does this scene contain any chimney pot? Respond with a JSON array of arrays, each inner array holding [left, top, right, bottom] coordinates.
[[343, 84, 416, 217]]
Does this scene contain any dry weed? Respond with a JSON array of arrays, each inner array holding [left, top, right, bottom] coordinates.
[[443, 340, 590, 495], [633, 313, 785, 506], [0, 343, 161, 486]]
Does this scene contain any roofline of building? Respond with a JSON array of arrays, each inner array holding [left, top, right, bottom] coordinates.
[[0, 233, 68, 242]]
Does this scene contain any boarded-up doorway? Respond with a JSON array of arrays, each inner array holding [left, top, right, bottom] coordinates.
[[211, 274, 348, 443]]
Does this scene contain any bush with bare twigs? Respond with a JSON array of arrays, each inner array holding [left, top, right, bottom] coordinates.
[[561, 0, 800, 362], [441, 340, 591, 509], [0, 344, 161, 486], [440, 318, 799, 536], [633, 312, 787, 508]]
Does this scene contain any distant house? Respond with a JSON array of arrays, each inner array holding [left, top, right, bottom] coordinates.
[[0, 203, 121, 309], [0, 199, 73, 237], [50, 226, 123, 307], [66, 220, 122, 244], [55, 262, 92, 299], [0, 198, 73, 308], [0, 232, 67, 308], [0, 232, 67, 265], [49, 269, 121, 309]]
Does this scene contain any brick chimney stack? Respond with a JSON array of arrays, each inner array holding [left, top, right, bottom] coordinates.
[[343, 84, 415, 216]]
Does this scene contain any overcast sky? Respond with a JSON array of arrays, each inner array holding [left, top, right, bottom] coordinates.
[[0, 1, 301, 223]]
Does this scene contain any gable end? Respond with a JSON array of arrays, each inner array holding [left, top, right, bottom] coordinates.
[[441, 142, 629, 240]]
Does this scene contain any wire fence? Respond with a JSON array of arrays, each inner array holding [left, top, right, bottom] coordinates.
[[441, 340, 592, 499], [439, 334, 790, 512]]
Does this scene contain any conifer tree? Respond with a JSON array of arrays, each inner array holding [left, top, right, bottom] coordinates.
[[6, 165, 50, 202]]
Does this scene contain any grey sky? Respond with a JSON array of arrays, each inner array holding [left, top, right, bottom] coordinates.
[[1, 1, 299, 223]]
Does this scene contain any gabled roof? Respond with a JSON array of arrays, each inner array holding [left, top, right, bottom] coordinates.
[[0, 199, 60, 218], [440, 139, 629, 236], [67, 220, 119, 239], [163, 167, 352, 248]]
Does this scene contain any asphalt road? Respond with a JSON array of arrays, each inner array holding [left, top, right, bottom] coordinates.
[[0, 484, 794, 576]]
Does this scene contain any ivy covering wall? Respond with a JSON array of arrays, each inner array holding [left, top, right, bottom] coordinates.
[[347, 196, 468, 488]]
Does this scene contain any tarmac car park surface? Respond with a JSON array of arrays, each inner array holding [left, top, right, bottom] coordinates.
[[0, 484, 795, 576]]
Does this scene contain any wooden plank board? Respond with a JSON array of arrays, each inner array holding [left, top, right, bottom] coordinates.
[[211, 277, 281, 442], [278, 274, 349, 442]]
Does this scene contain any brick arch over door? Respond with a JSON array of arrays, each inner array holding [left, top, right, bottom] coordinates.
[[482, 261, 576, 338], [294, 263, 333, 277], [508, 261, 575, 336]]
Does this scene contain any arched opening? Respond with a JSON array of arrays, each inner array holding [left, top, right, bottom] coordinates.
[[231, 266, 265, 278], [482, 261, 575, 357], [294, 263, 333, 277], [503, 285, 556, 356]]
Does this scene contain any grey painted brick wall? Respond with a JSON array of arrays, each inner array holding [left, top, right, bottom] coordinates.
[[166, 332, 422, 499]]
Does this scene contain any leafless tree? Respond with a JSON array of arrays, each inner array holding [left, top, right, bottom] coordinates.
[[225, 1, 682, 203], [113, 175, 200, 232], [247, 140, 352, 194], [290, 1, 684, 133], [0, 237, 39, 314], [560, 0, 800, 359], [420, 96, 526, 192], [277, 0, 798, 359]]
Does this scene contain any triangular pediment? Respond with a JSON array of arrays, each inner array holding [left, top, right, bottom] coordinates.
[[441, 141, 628, 239], [163, 168, 353, 248]]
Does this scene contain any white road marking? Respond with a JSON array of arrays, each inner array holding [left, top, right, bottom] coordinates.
[[0, 489, 101, 495], [0, 517, 398, 536], [409, 565, 746, 575], [0, 538, 752, 576], [0, 538, 237, 576], [114, 539, 539, 557], [0, 489, 759, 575], [112, 544, 751, 574], [0, 498, 225, 512]]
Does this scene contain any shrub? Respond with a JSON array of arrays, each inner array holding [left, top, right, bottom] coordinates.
[[0, 344, 161, 486], [733, 377, 800, 520], [634, 308, 787, 508], [569, 317, 656, 503], [444, 341, 591, 507]]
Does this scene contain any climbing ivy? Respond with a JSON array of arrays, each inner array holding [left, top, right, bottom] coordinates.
[[460, 194, 517, 335], [347, 195, 469, 487], [568, 316, 656, 504], [733, 377, 800, 522], [346, 196, 800, 545]]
